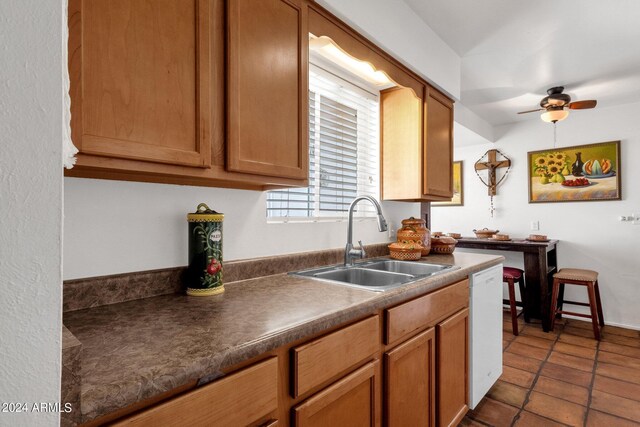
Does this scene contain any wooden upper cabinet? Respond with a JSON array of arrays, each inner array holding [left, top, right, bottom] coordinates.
[[436, 308, 469, 427], [69, 0, 212, 168], [67, 0, 308, 189], [227, 0, 309, 180], [424, 87, 454, 199], [380, 87, 424, 201], [381, 84, 454, 202]]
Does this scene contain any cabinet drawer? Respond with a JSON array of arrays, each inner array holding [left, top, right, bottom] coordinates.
[[385, 279, 468, 344], [114, 357, 278, 426], [292, 316, 379, 397]]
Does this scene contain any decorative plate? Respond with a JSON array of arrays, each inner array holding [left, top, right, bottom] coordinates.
[[561, 182, 590, 188], [583, 171, 616, 179]]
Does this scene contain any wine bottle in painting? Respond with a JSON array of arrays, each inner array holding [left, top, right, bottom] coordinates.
[[571, 152, 584, 177]]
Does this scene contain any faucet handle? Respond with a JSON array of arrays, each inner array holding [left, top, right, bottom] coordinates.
[[358, 240, 367, 258]]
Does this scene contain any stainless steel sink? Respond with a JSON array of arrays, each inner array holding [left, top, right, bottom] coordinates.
[[363, 260, 450, 276], [290, 258, 458, 292], [315, 268, 413, 287]]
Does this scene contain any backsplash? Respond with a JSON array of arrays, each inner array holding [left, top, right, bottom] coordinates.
[[63, 243, 390, 312]]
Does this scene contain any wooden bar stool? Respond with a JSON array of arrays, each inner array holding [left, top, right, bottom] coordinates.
[[503, 267, 526, 336], [550, 268, 604, 340]]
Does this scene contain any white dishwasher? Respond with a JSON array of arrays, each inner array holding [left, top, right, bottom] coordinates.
[[469, 264, 503, 409]]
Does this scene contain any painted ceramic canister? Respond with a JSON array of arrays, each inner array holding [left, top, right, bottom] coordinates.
[[186, 203, 224, 296], [398, 216, 431, 256]]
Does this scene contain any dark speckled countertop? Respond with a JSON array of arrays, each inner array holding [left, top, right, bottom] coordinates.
[[63, 252, 503, 423]]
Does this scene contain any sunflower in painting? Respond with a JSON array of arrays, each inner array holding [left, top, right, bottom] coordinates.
[[533, 151, 570, 184], [535, 157, 547, 166]]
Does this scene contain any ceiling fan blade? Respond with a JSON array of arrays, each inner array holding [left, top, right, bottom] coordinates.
[[517, 108, 545, 114], [568, 100, 597, 110]]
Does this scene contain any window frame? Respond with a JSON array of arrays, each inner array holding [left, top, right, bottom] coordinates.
[[266, 61, 381, 224]]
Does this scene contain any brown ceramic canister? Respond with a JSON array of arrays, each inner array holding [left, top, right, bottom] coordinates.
[[398, 216, 431, 256]]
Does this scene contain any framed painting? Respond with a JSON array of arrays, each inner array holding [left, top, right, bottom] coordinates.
[[433, 161, 463, 206], [528, 140, 621, 203]]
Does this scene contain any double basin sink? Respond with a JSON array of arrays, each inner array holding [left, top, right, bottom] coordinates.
[[290, 258, 458, 292]]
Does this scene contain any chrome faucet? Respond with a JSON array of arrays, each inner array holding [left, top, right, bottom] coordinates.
[[345, 195, 388, 266]]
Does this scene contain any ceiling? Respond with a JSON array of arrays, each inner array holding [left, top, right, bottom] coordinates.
[[404, 0, 640, 126]]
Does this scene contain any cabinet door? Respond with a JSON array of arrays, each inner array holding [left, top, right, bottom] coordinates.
[[294, 360, 380, 427], [69, 0, 212, 168], [227, 0, 309, 180], [380, 87, 424, 201], [423, 87, 454, 198], [384, 328, 435, 427], [436, 308, 469, 427]]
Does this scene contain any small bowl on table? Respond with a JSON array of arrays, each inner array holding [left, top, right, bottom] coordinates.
[[492, 234, 510, 241], [447, 232, 462, 239], [473, 228, 499, 239], [528, 234, 548, 242]]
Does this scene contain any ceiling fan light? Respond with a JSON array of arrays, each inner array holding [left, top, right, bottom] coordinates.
[[541, 109, 569, 123]]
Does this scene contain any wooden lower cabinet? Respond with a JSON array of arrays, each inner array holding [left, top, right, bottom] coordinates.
[[107, 282, 472, 427], [113, 357, 278, 427], [436, 308, 470, 427], [384, 328, 436, 427], [292, 316, 379, 397], [293, 360, 380, 427]]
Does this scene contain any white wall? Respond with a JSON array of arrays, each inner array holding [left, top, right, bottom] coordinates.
[[432, 102, 640, 329], [64, 179, 418, 279], [0, 1, 64, 425]]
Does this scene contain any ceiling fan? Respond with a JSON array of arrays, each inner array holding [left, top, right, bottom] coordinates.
[[517, 86, 597, 123]]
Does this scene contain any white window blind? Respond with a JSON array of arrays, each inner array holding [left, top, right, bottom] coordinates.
[[267, 65, 380, 221]]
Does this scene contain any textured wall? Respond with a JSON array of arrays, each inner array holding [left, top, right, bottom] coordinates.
[[432, 102, 640, 329], [0, 1, 64, 426]]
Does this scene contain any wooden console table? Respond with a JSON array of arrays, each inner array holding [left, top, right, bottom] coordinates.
[[455, 238, 559, 332]]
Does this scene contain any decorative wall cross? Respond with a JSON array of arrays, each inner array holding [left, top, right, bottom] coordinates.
[[474, 149, 511, 196]]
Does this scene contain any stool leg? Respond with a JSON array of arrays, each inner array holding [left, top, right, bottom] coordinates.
[[594, 280, 605, 327], [508, 278, 519, 336], [549, 278, 561, 332], [517, 276, 529, 323], [587, 282, 601, 341], [556, 282, 565, 320]]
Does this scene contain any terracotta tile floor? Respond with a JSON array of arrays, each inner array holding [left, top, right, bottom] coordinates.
[[461, 314, 640, 426]]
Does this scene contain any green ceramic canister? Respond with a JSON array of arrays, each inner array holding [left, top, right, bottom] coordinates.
[[186, 203, 224, 296]]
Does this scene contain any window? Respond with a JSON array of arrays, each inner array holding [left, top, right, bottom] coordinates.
[[266, 64, 380, 221]]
